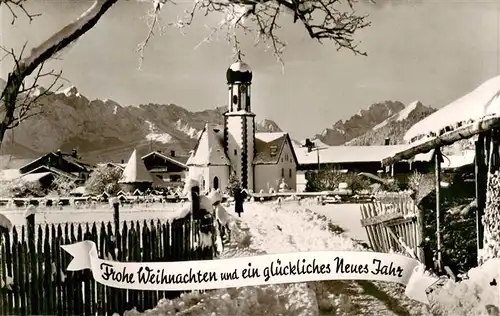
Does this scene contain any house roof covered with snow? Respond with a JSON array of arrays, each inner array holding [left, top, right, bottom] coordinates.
[[119, 149, 154, 183], [19, 172, 53, 183], [405, 76, 500, 146], [383, 75, 500, 165], [294, 144, 433, 166], [23, 165, 79, 180], [254, 132, 299, 165], [187, 124, 230, 166], [19, 151, 93, 174], [141, 151, 188, 168]]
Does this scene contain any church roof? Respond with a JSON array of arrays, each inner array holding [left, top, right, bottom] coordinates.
[[254, 132, 298, 165], [119, 149, 154, 183], [187, 124, 230, 166]]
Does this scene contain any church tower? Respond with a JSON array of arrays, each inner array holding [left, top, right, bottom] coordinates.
[[224, 56, 255, 191]]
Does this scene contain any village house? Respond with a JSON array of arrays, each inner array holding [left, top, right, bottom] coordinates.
[[187, 59, 299, 193], [141, 150, 189, 187], [293, 139, 434, 192], [118, 149, 155, 193], [96, 149, 189, 189], [16, 149, 93, 186]]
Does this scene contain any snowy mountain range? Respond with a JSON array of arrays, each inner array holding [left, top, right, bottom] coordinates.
[[0, 78, 435, 165], [312, 100, 436, 146], [346, 100, 436, 146], [313, 101, 407, 145], [0, 82, 282, 164]]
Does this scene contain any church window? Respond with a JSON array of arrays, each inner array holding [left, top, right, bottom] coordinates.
[[234, 149, 237, 156], [233, 95, 238, 104], [281, 168, 284, 178], [213, 176, 219, 190], [270, 146, 278, 156], [289, 169, 292, 178]]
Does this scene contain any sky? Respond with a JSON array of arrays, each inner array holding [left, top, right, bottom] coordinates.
[[1, 0, 500, 140]]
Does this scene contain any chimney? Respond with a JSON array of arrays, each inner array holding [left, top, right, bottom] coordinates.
[[170, 150, 175, 157], [157, 150, 162, 154], [121, 159, 124, 164], [71, 148, 78, 158], [304, 138, 314, 152], [384, 138, 390, 146]]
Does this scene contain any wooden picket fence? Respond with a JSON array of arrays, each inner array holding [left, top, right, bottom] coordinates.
[[360, 198, 423, 260], [0, 217, 215, 316]]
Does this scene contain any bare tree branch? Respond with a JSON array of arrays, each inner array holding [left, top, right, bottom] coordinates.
[[174, 0, 369, 63], [0, 0, 42, 24], [135, 0, 369, 67]]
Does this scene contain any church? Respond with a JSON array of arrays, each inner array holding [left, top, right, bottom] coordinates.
[[187, 59, 298, 194]]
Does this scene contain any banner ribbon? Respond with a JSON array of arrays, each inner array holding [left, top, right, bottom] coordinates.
[[61, 241, 439, 304]]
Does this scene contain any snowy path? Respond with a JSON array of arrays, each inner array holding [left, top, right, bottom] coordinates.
[[305, 203, 368, 243], [236, 201, 430, 316], [127, 200, 431, 316]]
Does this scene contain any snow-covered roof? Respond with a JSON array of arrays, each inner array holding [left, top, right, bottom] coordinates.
[[141, 151, 188, 168], [119, 149, 154, 183], [0, 168, 21, 181], [405, 75, 500, 146], [254, 132, 299, 165], [19, 172, 52, 182], [294, 144, 433, 165], [229, 61, 251, 73], [187, 124, 230, 166], [255, 132, 286, 143], [23, 165, 78, 180]]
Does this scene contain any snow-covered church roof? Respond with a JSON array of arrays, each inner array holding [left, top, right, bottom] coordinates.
[[187, 124, 231, 166], [405, 75, 500, 146], [119, 149, 154, 183]]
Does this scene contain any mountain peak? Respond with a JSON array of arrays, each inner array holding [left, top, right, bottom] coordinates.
[[346, 100, 436, 146], [314, 100, 405, 145], [256, 119, 282, 132], [56, 85, 80, 97]]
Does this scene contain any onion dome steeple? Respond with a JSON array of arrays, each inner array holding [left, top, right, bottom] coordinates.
[[226, 51, 252, 84]]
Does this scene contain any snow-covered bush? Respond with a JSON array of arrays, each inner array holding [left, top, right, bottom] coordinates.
[[0, 179, 45, 198], [305, 169, 370, 193], [85, 165, 122, 196]]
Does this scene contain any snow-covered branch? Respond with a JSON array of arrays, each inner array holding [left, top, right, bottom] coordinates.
[[170, 0, 370, 63], [0, 0, 119, 148]]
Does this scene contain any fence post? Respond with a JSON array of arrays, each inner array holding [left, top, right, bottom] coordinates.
[[191, 186, 200, 250], [25, 206, 38, 313], [110, 197, 120, 235]]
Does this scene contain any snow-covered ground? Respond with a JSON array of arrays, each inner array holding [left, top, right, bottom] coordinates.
[[125, 199, 430, 316], [307, 203, 368, 243], [2, 199, 496, 315], [1, 203, 179, 227]]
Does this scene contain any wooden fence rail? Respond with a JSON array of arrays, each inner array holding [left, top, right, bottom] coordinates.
[[0, 218, 215, 316], [360, 200, 422, 261]]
